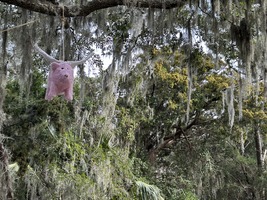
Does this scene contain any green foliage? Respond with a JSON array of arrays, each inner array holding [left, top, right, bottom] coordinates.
[[135, 180, 164, 200], [1, 1, 267, 200], [2, 61, 139, 199], [178, 190, 198, 200]]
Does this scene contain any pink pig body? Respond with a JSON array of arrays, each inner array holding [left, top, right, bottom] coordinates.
[[45, 62, 74, 101]]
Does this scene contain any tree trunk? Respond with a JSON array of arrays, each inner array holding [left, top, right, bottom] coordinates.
[[254, 122, 263, 172]]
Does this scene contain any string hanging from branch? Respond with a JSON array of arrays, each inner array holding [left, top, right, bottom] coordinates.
[[60, 3, 65, 61]]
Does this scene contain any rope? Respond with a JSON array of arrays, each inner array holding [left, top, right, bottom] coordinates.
[[60, 3, 65, 61], [0, 20, 37, 33]]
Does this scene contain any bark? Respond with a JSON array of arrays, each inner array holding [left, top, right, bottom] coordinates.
[[0, 0, 186, 17]]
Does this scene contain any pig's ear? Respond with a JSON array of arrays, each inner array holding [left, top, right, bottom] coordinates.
[[51, 62, 60, 71]]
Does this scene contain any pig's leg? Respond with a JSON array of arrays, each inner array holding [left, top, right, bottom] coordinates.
[[64, 84, 73, 101], [45, 82, 57, 101]]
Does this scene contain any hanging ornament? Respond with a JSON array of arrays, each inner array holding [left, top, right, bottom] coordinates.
[[34, 44, 92, 101]]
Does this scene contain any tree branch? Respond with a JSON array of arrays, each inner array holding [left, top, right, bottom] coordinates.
[[148, 117, 198, 163], [0, 0, 186, 17]]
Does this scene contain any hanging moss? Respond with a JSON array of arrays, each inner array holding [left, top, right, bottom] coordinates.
[[0, 6, 8, 128]]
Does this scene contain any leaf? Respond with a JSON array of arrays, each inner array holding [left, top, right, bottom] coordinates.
[[136, 180, 164, 200]]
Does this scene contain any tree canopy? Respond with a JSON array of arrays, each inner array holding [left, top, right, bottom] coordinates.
[[0, 0, 267, 200]]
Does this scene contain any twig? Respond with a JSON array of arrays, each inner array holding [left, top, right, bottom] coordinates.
[[0, 20, 37, 33]]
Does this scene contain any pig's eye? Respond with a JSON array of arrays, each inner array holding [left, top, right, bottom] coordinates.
[[61, 67, 64, 69]]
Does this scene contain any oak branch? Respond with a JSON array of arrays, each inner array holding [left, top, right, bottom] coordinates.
[[0, 0, 186, 17]]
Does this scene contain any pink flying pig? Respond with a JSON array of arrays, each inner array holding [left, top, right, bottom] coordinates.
[[34, 44, 92, 101], [46, 62, 74, 101]]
